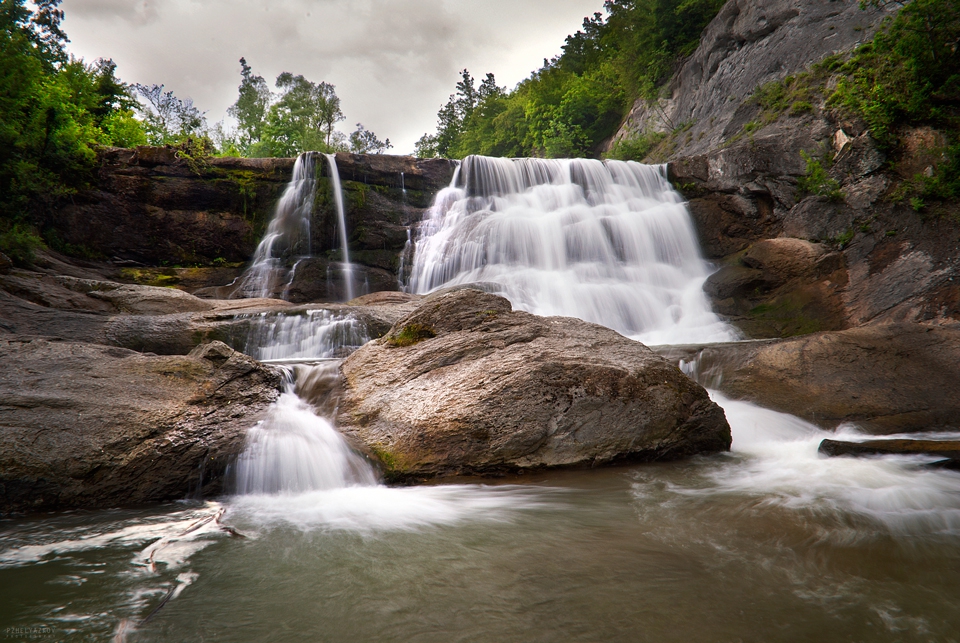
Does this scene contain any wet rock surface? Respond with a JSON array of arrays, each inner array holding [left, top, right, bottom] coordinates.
[[0, 340, 282, 514], [819, 439, 960, 469], [657, 324, 960, 434], [337, 289, 731, 480]]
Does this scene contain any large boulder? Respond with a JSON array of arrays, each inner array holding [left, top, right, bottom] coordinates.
[[0, 339, 281, 514], [336, 289, 731, 479], [657, 323, 960, 433]]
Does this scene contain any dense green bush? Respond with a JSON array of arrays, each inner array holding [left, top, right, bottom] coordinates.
[[0, 0, 143, 263]]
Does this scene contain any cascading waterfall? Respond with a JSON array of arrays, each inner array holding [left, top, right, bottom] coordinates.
[[233, 364, 378, 494], [235, 152, 356, 302], [325, 153, 355, 302], [243, 310, 370, 362], [408, 155, 737, 345], [235, 153, 317, 299]]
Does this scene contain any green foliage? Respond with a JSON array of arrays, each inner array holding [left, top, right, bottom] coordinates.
[[829, 0, 960, 147], [827, 0, 960, 208], [134, 83, 207, 145], [417, 0, 725, 159], [604, 131, 667, 161], [227, 57, 270, 150], [349, 123, 392, 154], [797, 151, 844, 201], [0, 0, 147, 251], [225, 60, 349, 157], [0, 222, 43, 265]]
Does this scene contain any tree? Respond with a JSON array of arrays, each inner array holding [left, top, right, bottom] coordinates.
[[349, 123, 392, 154], [258, 72, 345, 156], [134, 83, 207, 144], [1, 0, 149, 263], [227, 57, 271, 150]]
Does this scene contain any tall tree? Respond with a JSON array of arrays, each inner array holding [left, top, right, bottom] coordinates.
[[227, 57, 271, 150], [349, 123, 392, 154]]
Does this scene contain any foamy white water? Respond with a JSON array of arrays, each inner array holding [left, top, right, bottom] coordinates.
[[409, 155, 737, 345], [236, 153, 317, 299], [244, 310, 369, 361], [228, 364, 552, 532], [700, 392, 960, 535]]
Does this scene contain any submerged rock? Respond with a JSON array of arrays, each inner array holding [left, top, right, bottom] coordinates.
[[0, 339, 281, 514], [336, 289, 731, 479], [819, 439, 960, 469]]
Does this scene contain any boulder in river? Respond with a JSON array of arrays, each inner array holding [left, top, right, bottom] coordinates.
[[0, 339, 281, 514], [336, 289, 731, 480]]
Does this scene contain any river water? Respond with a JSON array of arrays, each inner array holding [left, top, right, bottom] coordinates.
[[2, 156, 959, 641]]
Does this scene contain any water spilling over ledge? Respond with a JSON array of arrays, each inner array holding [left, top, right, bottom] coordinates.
[[409, 155, 737, 345]]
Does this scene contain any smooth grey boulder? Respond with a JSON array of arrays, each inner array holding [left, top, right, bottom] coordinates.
[[657, 323, 960, 433], [0, 339, 281, 514], [336, 289, 731, 479]]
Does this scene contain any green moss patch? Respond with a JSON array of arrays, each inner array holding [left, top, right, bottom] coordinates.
[[386, 323, 437, 347]]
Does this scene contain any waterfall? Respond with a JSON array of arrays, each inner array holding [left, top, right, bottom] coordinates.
[[243, 310, 370, 362], [325, 153, 355, 302], [236, 152, 317, 299], [408, 155, 737, 345], [233, 364, 378, 494]]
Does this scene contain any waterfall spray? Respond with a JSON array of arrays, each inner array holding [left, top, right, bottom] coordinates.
[[324, 153, 355, 302]]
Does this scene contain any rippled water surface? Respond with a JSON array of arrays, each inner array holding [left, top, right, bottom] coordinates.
[[3, 437, 959, 642]]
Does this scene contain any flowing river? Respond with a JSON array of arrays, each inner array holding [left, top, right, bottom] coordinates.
[[2, 156, 959, 642]]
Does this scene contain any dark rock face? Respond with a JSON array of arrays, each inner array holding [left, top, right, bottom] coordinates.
[[0, 340, 282, 514], [657, 324, 960, 434], [47, 147, 457, 304], [819, 439, 960, 469], [52, 147, 294, 265], [337, 289, 731, 479]]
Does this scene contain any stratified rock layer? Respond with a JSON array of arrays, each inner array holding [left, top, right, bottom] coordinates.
[[0, 340, 281, 513], [337, 289, 731, 479]]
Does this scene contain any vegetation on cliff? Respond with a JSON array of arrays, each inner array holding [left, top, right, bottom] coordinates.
[[0, 0, 137, 262], [831, 0, 960, 207], [415, 0, 726, 159]]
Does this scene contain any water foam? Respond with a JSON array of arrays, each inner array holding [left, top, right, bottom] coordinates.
[[409, 155, 737, 345]]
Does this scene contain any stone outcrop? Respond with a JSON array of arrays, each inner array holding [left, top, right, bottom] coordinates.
[[612, 0, 894, 158], [656, 323, 960, 433], [336, 288, 731, 479], [0, 340, 281, 514], [47, 147, 457, 304]]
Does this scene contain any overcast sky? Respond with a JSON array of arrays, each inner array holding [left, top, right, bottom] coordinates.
[[61, 0, 604, 154]]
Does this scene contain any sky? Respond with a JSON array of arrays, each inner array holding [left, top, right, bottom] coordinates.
[[60, 0, 604, 154]]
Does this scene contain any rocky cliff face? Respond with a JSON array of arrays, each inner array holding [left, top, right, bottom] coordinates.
[[613, 0, 894, 157], [49, 147, 456, 303], [638, 0, 960, 337]]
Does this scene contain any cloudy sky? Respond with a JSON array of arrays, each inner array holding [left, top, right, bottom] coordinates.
[[61, 0, 604, 153]]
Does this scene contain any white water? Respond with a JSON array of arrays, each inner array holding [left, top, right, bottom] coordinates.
[[236, 153, 316, 299], [408, 155, 736, 345], [699, 392, 960, 535], [243, 310, 369, 361], [325, 153, 355, 302]]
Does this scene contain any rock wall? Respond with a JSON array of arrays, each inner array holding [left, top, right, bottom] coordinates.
[[645, 0, 960, 337], [49, 146, 457, 302], [612, 0, 894, 157]]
